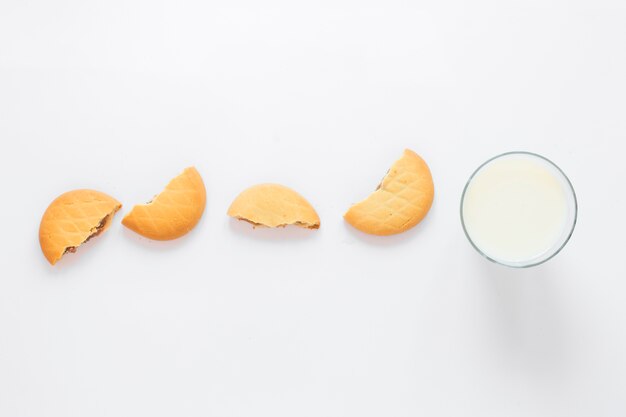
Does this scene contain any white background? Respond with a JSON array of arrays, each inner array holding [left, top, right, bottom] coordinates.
[[1, 0, 625, 416]]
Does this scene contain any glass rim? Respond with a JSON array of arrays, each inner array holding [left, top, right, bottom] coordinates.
[[460, 151, 578, 268]]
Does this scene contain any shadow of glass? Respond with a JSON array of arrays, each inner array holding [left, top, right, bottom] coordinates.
[[475, 257, 570, 376]]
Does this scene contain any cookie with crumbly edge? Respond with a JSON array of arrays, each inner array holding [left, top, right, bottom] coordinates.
[[227, 183, 320, 229], [122, 166, 206, 240], [344, 149, 434, 236], [39, 189, 122, 265]]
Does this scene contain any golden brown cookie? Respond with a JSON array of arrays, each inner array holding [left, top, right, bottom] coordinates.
[[122, 167, 206, 240], [39, 189, 122, 265], [344, 149, 434, 236], [227, 183, 320, 229]]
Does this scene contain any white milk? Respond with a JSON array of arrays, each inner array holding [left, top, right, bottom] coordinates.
[[461, 153, 575, 266]]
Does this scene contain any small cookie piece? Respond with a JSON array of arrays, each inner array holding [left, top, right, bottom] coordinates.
[[39, 189, 122, 265], [344, 149, 434, 236], [122, 167, 206, 240], [227, 183, 320, 229]]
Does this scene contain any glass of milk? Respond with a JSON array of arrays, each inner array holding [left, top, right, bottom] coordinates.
[[460, 152, 577, 268]]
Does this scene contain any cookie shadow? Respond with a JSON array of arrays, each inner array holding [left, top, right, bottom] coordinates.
[[120, 225, 199, 252], [42, 227, 116, 273], [342, 208, 434, 247], [228, 218, 320, 242]]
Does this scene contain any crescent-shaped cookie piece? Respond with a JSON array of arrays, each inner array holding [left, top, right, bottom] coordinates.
[[122, 167, 206, 240], [227, 183, 320, 229], [39, 189, 122, 265], [344, 149, 434, 236]]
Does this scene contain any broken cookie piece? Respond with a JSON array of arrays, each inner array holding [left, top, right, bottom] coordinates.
[[227, 183, 320, 229], [344, 149, 434, 236], [62, 215, 111, 255], [39, 189, 122, 265], [122, 166, 206, 240]]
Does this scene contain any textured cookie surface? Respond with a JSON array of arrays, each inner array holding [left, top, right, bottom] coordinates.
[[122, 167, 206, 240], [344, 149, 434, 236], [39, 189, 122, 265], [227, 183, 320, 229]]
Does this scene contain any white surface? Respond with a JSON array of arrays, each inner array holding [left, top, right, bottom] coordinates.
[[461, 153, 573, 266], [1, 1, 625, 416]]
